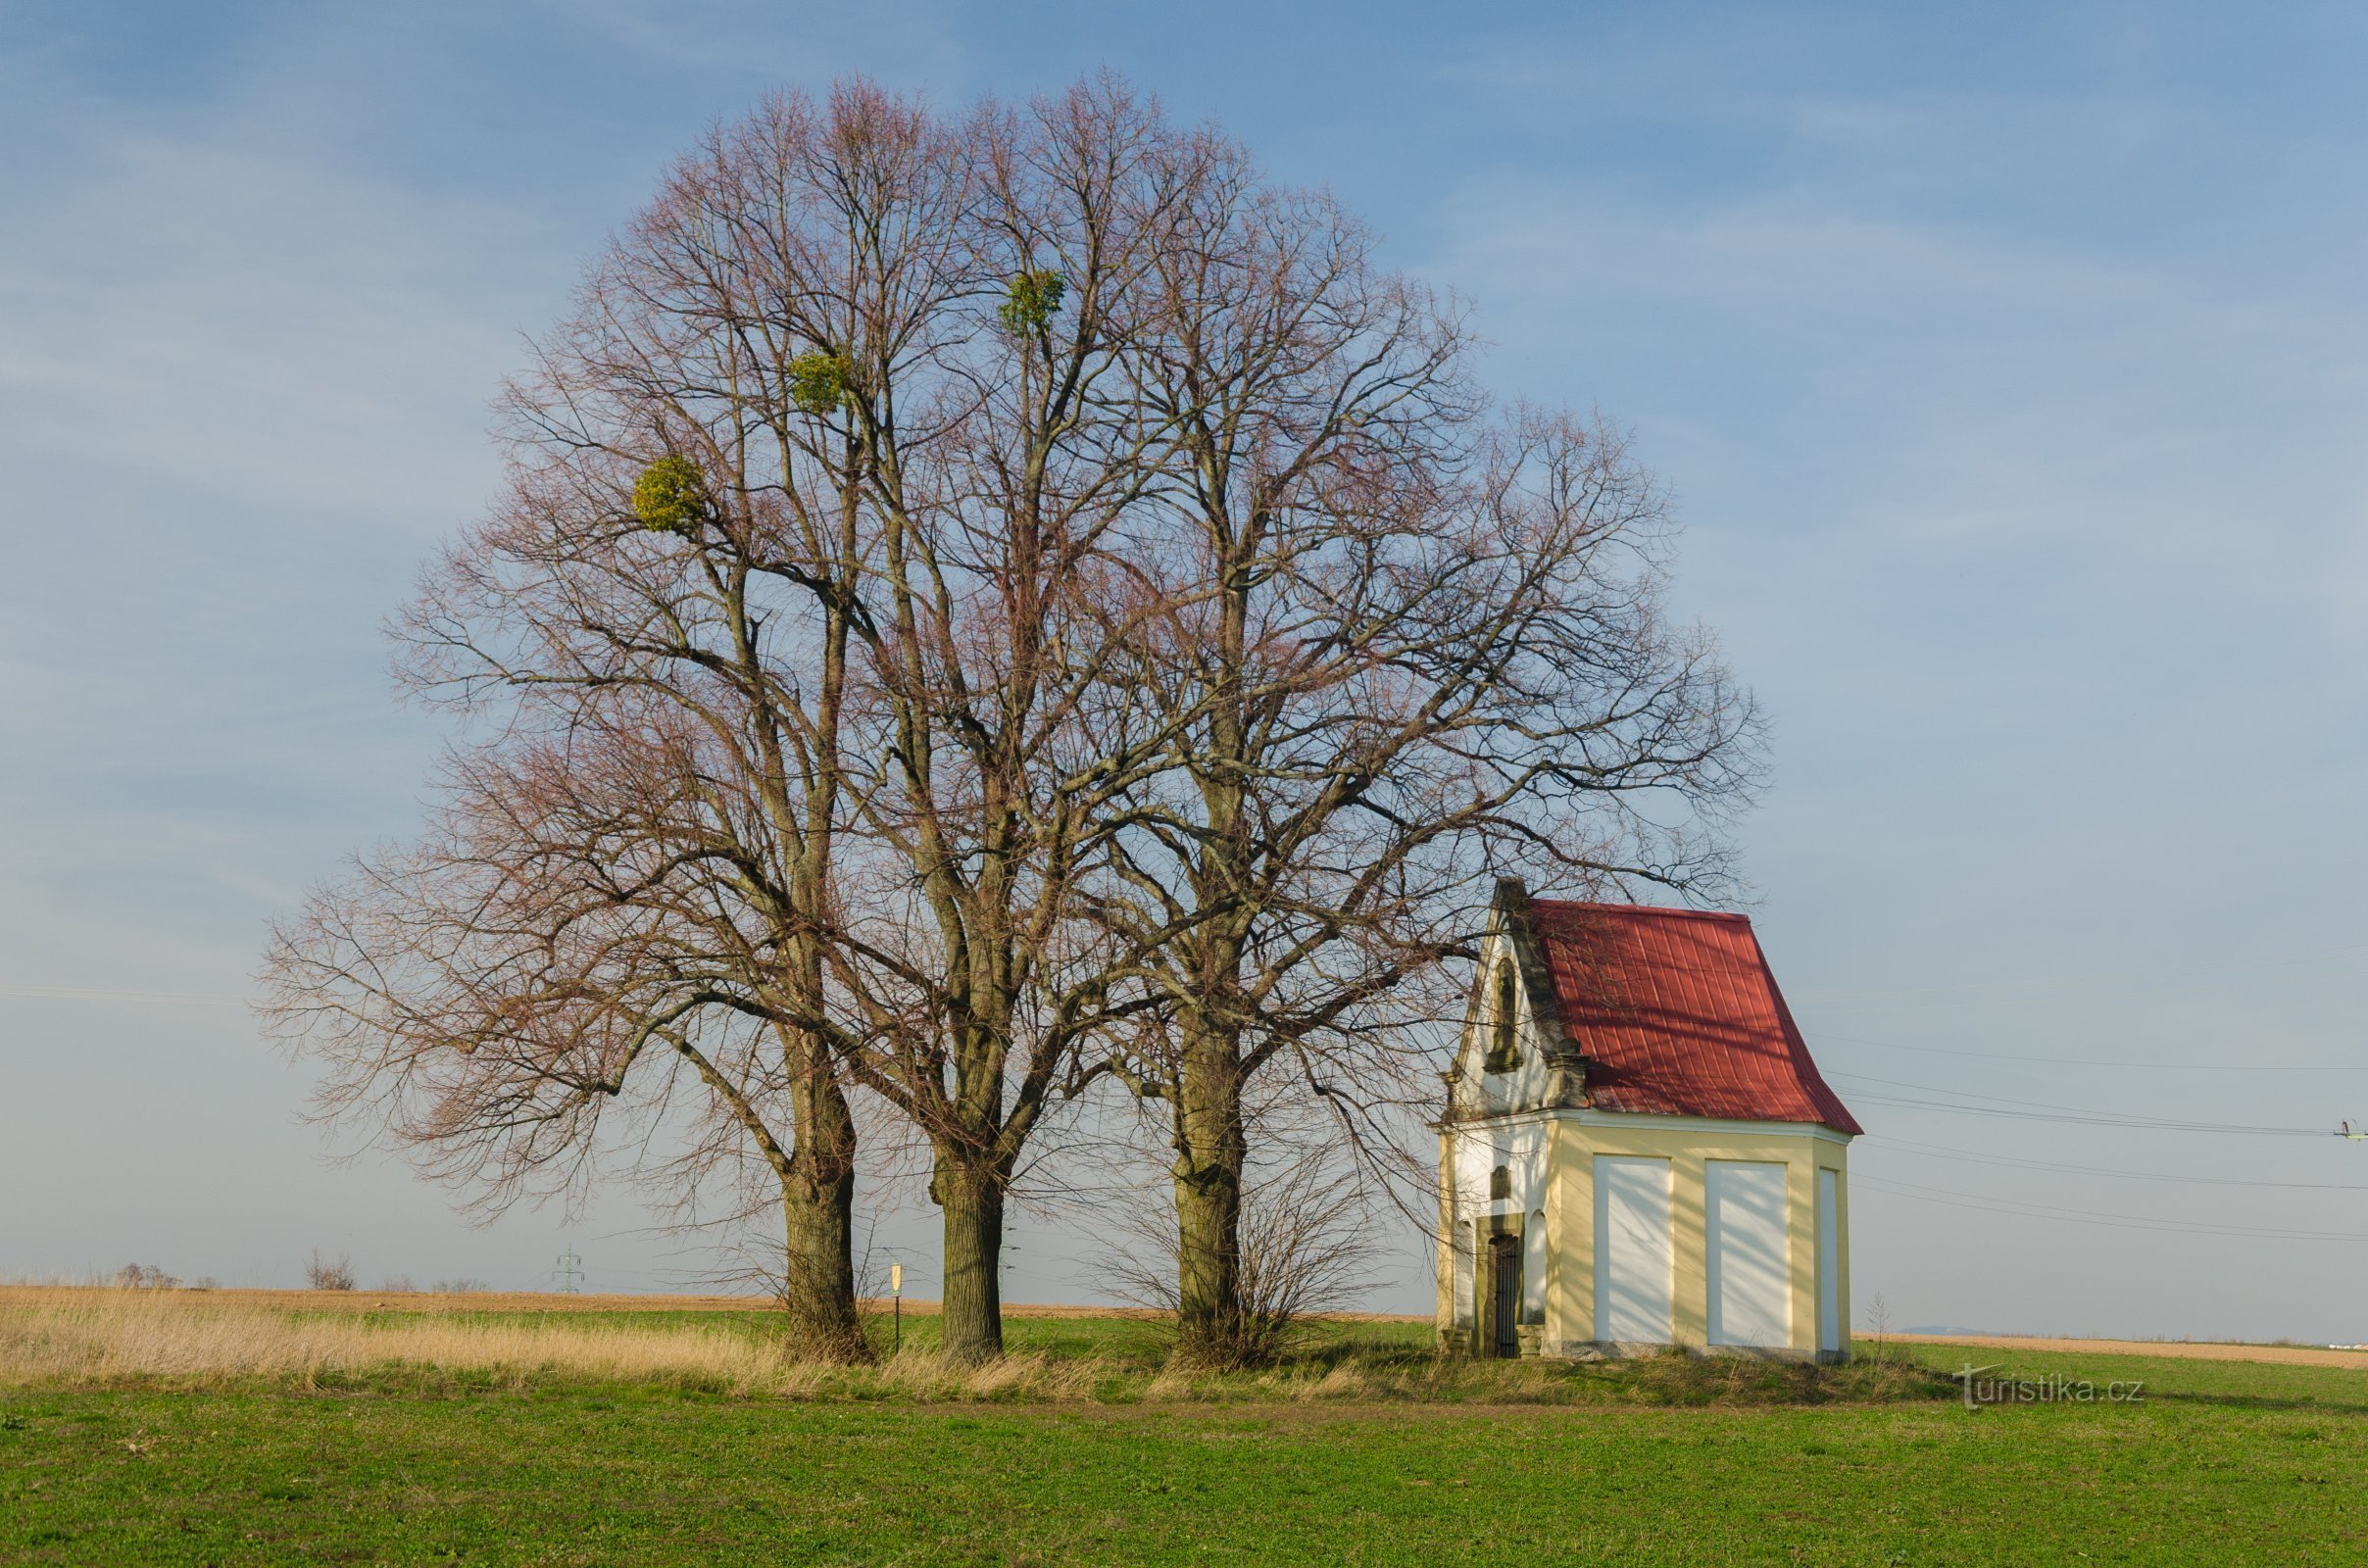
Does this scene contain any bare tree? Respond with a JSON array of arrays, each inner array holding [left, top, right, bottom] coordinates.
[[303, 1251, 357, 1292], [1098, 1100, 1382, 1367], [262, 83, 978, 1358], [806, 80, 1216, 1362], [260, 74, 1758, 1375], [264, 78, 1221, 1365], [1090, 150, 1763, 1364]]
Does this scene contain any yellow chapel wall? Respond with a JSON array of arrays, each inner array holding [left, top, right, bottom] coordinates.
[[1541, 1113, 1850, 1360]]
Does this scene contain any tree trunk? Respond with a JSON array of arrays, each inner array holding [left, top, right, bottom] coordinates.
[[1171, 1014, 1251, 1365], [933, 1152, 1007, 1363], [777, 1054, 866, 1360]]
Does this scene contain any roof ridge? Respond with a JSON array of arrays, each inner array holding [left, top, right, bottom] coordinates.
[[1527, 899, 1752, 924]]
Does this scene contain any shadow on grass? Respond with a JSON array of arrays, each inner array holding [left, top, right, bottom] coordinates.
[[1886, 1341, 2368, 1417], [2140, 1391, 2368, 1414]]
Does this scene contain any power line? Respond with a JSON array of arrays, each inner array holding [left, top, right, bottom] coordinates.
[[1847, 1091, 2329, 1137], [0, 983, 247, 1006], [1825, 1032, 2362, 1073], [1864, 1134, 2368, 1193], [1851, 1173, 2368, 1243], [1828, 1070, 2330, 1137], [1789, 942, 2368, 1005]]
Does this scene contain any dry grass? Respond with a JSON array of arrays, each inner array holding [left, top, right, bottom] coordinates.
[[2, 1286, 751, 1393], [0, 1284, 1421, 1320], [0, 1287, 1949, 1407], [0, 1287, 1107, 1400]]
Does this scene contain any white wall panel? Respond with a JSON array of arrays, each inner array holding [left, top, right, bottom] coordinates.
[[1707, 1160, 1791, 1348], [1593, 1156, 1673, 1344]]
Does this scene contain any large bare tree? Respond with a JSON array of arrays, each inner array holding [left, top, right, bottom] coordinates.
[[262, 83, 979, 1357], [807, 83, 1214, 1361], [264, 79, 1221, 1364], [263, 76, 1759, 1373], [1092, 151, 1762, 1363]]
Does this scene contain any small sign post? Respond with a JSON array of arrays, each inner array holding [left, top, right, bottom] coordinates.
[[889, 1263, 903, 1353]]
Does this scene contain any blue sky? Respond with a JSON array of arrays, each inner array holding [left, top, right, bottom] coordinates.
[[4, 1, 2365, 1337]]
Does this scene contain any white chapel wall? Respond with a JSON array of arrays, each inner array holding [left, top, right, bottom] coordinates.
[[1445, 1113, 1550, 1330]]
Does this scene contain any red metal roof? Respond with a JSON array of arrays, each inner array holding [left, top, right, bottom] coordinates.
[[1526, 901, 1862, 1135]]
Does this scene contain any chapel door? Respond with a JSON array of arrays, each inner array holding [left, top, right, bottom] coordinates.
[[1490, 1234, 1521, 1358]]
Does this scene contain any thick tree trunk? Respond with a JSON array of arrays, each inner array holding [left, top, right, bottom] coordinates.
[[932, 1152, 1007, 1363], [777, 1055, 866, 1360], [1171, 1015, 1251, 1365]]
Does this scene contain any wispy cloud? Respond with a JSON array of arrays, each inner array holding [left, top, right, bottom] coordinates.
[[2, 2, 2364, 1330]]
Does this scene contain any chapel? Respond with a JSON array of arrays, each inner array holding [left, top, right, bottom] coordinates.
[[1438, 879, 1862, 1360]]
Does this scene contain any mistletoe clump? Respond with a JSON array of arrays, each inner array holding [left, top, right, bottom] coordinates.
[[631, 454, 710, 536], [787, 352, 854, 415], [997, 269, 1066, 335]]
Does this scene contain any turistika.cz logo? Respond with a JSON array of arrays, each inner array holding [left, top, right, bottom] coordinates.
[[1951, 1363, 2146, 1410]]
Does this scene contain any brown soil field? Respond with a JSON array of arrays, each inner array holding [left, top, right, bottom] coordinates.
[[0, 1286, 1426, 1322], [1894, 1331, 2368, 1370]]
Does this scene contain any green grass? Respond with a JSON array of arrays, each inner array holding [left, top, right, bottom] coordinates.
[[863, 1308, 1212, 1363], [4, 1326, 2364, 1566], [1887, 1339, 2368, 1412]]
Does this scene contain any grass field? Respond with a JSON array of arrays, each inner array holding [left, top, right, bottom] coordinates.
[[3, 1290, 2363, 1565]]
